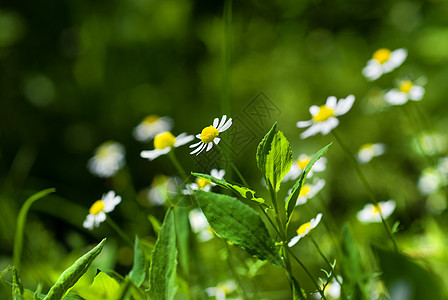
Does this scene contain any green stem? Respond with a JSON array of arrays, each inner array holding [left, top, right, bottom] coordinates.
[[168, 150, 189, 183], [288, 248, 327, 300], [331, 130, 398, 252], [229, 161, 249, 188], [106, 217, 133, 248], [259, 207, 282, 239]]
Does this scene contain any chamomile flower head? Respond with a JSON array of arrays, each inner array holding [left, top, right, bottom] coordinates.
[[357, 200, 396, 223], [205, 280, 237, 300], [189, 208, 213, 242], [362, 48, 407, 81], [418, 167, 446, 195], [133, 115, 173, 142], [286, 178, 326, 206], [288, 213, 322, 247], [88, 141, 125, 178], [384, 79, 425, 105], [357, 143, 386, 164], [83, 191, 121, 230], [140, 131, 194, 161], [183, 169, 225, 194], [283, 154, 327, 181], [190, 115, 232, 156], [296, 95, 355, 139], [147, 175, 179, 206]]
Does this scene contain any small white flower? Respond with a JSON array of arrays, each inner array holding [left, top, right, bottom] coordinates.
[[362, 48, 407, 81], [183, 169, 226, 194], [357, 200, 396, 223], [147, 175, 178, 206], [418, 167, 446, 195], [286, 178, 326, 206], [297, 95, 355, 139], [288, 213, 322, 247], [205, 280, 237, 300], [384, 80, 425, 105], [83, 191, 121, 230], [357, 143, 386, 164], [140, 131, 194, 161], [283, 154, 327, 181], [88, 141, 125, 178], [189, 208, 213, 242], [190, 115, 232, 155], [133, 115, 173, 142]]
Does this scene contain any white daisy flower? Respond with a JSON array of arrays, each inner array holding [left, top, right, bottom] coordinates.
[[87, 141, 125, 178], [147, 175, 179, 206], [140, 131, 194, 161], [356, 200, 396, 223], [189, 115, 232, 156], [417, 167, 445, 195], [205, 280, 237, 300], [133, 115, 173, 142], [83, 191, 121, 230], [384, 80, 425, 105], [288, 213, 323, 247], [296, 95, 355, 139], [189, 208, 213, 242], [357, 143, 386, 164], [283, 154, 327, 181], [183, 169, 225, 194], [286, 178, 326, 206], [362, 48, 407, 81]]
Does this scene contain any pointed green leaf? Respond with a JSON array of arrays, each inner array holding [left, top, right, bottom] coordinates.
[[129, 236, 146, 288], [256, 123, 292, 192], [76, 272, 120, 300], [195, 190, 283, 267], [149, 208, 177, 300], [43, 238, 107, 300], [191, 172, 267, 206], [285, 143, 332, 225]]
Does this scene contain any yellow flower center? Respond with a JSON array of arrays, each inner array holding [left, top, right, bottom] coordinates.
[[360, 143, 373, 151], [89, 200, 105, 215], [312, 105, 335, 123], [197, 178, 211, 189], [200, 126, 219, 143], [372, 204, 382, 214], [154, 131, 176, 149], [143, 115, 159, 124], [372, 48, 391, 64], [399, 80, 413, 93], [297, 157, 311, 170], [297, 221, 311, 235], [96, 147, 110, 158], [299, 184, 311, 197]]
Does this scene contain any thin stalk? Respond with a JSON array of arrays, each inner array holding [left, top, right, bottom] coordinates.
[[288, 248, 327, 300], [230, 161, 249, 188], [168, 150, 189, 183], [106, 217, 133, 248], [259, 207, 282, 239], [331, 130, 398, 252]]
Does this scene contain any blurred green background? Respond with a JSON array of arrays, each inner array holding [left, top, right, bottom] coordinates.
[[1, 0, 448, 298]]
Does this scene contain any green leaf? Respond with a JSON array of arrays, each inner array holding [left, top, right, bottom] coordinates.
[[285, 143, 332, 225], [76, 272, 120, 300], [174, 206, 191, 276], [149, 208, 178, 300], [14, 188, 56, 271], [256, 123, 292, 193], [195, 190, 283, 267], [375, 246, 445, 300], [43, 238, 107, 300], [191, 172, 267, 206], [129, 236, 146, 288]]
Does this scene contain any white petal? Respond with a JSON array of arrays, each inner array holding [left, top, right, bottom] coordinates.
[[296, 120, 313, 128], [362, 61, 383, 81], [190, 143, 206, 155], [409, 86, 424, 101], [95, 211, 106, 226], [196, 134, 201, 139], [312, 213, 323, 228], [189, 141, 202, 148], [300, 123, 322, 139], [213, 117, 219, 128], [288, 235, 301, 247], [320, 118, 339, 135], [334, 95, 355, 116], [175, 133, 195, 147], [283, 164, 300, 181], [219, 118, 232, 132], [206, 142, 214, 152], [217, 115, 227, 129], [141, 148, 170, 161], [83, 214, 95, 230], [326, 96, 337, 109], [213, 137, 221, 144], [384, 90, 408, 105], [309, 105, 320, 116]]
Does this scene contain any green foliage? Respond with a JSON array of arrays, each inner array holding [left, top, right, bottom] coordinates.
[[14, 188, 56, 271], [285, 143, 332, 225], [76, 272, 119, 300], [195, 190, 283, 267], [191, 172, 267, 205], [12, 267, 23, 300], [174, 206, 191, 277], [149, 208, 178, 300], [43, 238, 107, 300], [256, 123, 292, 193], [128, 237, 146, 288]]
